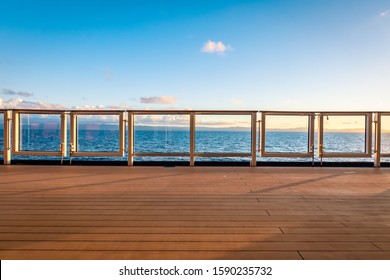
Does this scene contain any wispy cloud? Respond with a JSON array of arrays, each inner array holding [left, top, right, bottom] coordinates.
[[0, 97, 65, 109], [0, 97, 134, 112], [135, 114, 189, 127], [201, 40, 232, 55], [140, 96, 176, 104], [380, 10, 390, 17], [2, 88, 34, 97], [70, 104, 106, 110]]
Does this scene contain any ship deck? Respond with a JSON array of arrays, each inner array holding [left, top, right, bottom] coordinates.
[[1, 165, 390, 260]]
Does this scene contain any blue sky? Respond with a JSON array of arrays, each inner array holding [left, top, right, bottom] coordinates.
[[0, 0, 389, 111]]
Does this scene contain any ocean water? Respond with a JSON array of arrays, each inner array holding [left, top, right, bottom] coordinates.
[[1, 126, 390, 163]]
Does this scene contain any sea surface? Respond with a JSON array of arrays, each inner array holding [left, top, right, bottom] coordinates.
[[1, 127, 390, 163]]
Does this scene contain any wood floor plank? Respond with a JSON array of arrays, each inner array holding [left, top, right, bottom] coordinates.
[[2, 233, 390, 242], [0, 241, 379, 251], [0, 250, 303, 260], [0, 226, 283, 234], [299, 251, 390, 260]]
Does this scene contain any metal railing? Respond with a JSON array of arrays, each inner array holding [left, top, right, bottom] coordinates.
[[11, 110, 67, 161], [259, 111, 315, 161], [1, 109, 390, 167], [374, 112, 390, 167], [69, 110, 126, 161], [0, 110, 11, 164], [128, 110, 257, 166], [317, 112, 372, 159]]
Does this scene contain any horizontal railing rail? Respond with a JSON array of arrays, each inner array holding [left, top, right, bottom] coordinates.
[[1, 109, 389, 167]]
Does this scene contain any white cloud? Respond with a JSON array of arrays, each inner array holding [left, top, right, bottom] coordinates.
[[0, 97, 133, 111], [380, 10, 390, 17], [71, 104, 108, 110], [135, 114, 190, 127], [0, 98, 66, 109], [107, 103, 127, 110], [201, 40, 232, 55], [140, 96, 176, 104]]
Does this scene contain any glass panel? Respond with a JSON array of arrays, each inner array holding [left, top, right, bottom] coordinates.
[[19, 114, 61, 152], [134, 114, 190, 155], [381, 115, 390, 154], [195, 115, 251, 154], [264, 115, 310, 153], [77, 114, 120, 152], [323, 115, 366, 154]]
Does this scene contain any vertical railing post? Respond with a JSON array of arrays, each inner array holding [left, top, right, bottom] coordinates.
[[250, 112, 257, 167], [260, 112, 266, 157], [4, 110, 12, 165], [119, 112, 126, 157], [190, 113, 195, 166], [317, 113, 324, 165], [309, 114, 315, 165], [11, 111, 20, 154], [60, 112, 67, 164], [127, 112, 134, 166], [374, 112, 381, 168], [366, 113, 373, 157], [69, 112, 77, 164]]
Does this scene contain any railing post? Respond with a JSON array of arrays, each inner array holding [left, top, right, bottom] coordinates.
[[260, 112, 266, 157], [374, 112, 381, 168], [69, 112, 77, 164], [127, 112, 134, 166], [366, 113, 373, 157], [317, 113, 324, 165], [11, 111, 20, 154], [250, 112, 257, 167], [60, 112, 67, 163], [119, 112, 126, 157], [309, 114, 315, 164], [190, 113, 195, 166], [4, 110, 12, 165]]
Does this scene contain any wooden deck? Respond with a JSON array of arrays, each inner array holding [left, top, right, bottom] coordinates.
[[0, 165, 390, 260]]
